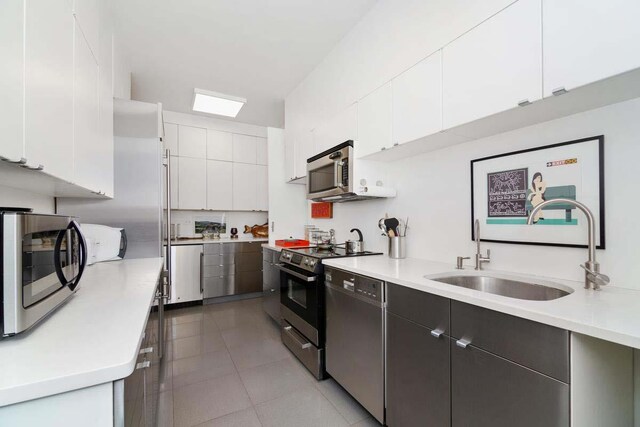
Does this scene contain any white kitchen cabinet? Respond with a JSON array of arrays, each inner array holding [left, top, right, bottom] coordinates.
[[164, 155, 179, 210], [178, 125, 207, 158], [392, 51, 442, 145], [232, 134, 257, 164], [206, 130, 233, 162], [178, 157, 206, 210], [206, 160, 233, 210], [73, 20, 101, 192], [73, 0, 100, 60], [163, 123, 179, 155], [442, 0, 542, 129], [543, 0, 640, 97], [312, 103, 358, 154], [256, 165, 268, 211], [357, 83, 392, 158], [97, 0, 114, 197], [293, 129, 313, 180], [284, 128, 296, 181], [0, 0, 25, 163], [24, 0, 75, 180], [232, 163, 258, 210], [256, 137, 268, 165]]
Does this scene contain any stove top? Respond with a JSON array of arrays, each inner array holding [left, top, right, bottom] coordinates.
[[287, 246, 382, 259], [279, 246, 383, 274]]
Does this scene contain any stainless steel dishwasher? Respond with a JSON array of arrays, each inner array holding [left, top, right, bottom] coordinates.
[[324, 266, 385, 424]]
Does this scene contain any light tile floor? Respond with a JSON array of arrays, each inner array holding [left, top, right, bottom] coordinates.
[[157, 297, 383, 427]]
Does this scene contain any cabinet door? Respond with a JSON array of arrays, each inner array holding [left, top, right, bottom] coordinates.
[[97, 0, 114, 197], [0, 0, 25, 162], [178, 157, 206, 210], [206, 130, 232, 161], [163, 123, 179, 154], [543, 0, 640, 96], [392, 51, 442, 145], [387, 313, 450, 427], [73, 20, 101, 191], [232, 163, 257, 210], [451, 339, 569, 427], [206, 160, 233, 210], [178, 125, 206, 158], [73, 0, 99, 59], [357, 82, 392, 158], [170, 245, 203, 304], [25, 0, 75, 180], [232, 134, 257, 164], [256, 165, 268, 211], [284, 128, 296, 181], [442, 0, 542, 129], [256, 137, 268, 165]]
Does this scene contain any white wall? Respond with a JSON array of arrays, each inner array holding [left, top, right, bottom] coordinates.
[[310, 97, 640, 290], [113, 34, 131, 100], [169, 210, 267, 239], [0, 185, 55, 214], [267, 128, 307, 244]]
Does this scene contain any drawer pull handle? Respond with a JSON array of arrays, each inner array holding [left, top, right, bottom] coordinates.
[[456, 338, 471, 349], [139, 347, 153, 354], [430, 329, 444, 339], [136, 361, 150, 370], [284, 325, 311, 349]]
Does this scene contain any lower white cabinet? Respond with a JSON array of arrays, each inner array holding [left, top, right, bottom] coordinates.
[[443, 0, 542, 129], [170, 245, 203, 304], [357, 82, 392, 158], [206, 160, 233, 210], [232, 163, 258, 211], [178, 157, 206, 209]]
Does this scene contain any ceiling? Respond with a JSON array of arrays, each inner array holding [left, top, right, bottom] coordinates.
[[114, 0, 378, 128]]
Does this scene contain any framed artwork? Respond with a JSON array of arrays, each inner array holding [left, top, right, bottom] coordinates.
[[470, 136, 605, 248]]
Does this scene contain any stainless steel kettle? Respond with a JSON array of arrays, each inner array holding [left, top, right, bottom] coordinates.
[[346, 228, 364, 253]]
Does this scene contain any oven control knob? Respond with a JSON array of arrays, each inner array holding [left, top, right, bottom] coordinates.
[[303, 259, 309, 265]]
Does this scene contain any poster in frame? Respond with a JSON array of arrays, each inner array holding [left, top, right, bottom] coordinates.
[[470, 136, 605, 249]]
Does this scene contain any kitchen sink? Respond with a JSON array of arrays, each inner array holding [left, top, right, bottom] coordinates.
[[425, 273, 572, 301]]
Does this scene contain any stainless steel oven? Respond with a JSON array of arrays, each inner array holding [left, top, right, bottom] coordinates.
[[1, 211, 87, 338], [306, 141, 353, 201]]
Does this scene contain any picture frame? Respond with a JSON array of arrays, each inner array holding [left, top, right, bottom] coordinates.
[[470, 136, 605, 249]]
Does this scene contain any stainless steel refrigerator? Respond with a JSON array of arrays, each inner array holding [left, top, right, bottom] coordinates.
[[57, 99, 173, 361]]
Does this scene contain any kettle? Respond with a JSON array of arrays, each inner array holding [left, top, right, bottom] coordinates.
[[346, 228, 364, 253]]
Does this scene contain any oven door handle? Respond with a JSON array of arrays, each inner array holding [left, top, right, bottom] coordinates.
[[276, 264, 317, 282]]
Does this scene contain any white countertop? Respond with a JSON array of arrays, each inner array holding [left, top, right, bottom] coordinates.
[[323, 256, 640, 350], [169, 237, 268, 245], [0, 257, 164, 407]]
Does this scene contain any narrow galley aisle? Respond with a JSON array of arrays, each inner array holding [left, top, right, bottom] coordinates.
[[156, 298, 381, 427]]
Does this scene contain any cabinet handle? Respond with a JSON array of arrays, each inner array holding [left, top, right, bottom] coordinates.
[[21, 163, 44, 171], [430, 329, 444, 339], [136, 361, 151, 370], [139, 347, 154, 355], [380, 147, 386, 151], [517, 99, 531, 107], [3, 157, 27, 165], [456, 338, 472, 349], [393, 142, 399, 147], [284, 325, 311, 349], [552, 87, 568, 96]]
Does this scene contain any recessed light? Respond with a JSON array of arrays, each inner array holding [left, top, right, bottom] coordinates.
[[192, 88, 246, 118]]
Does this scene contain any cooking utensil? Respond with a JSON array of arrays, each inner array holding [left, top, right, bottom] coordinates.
[[346, 228, 364, 253], [384, 218, 400, 237]]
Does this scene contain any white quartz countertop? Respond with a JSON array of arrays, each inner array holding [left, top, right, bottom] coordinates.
[[0, 257, 164, 407], [323, 256, 640, 350], [169, 237, 268, 245]]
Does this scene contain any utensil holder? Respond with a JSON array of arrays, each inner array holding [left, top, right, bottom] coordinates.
[[388, 236, 406, 259]]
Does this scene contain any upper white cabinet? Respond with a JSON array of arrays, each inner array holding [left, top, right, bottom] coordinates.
[[206, 160, 233, 210], [256, 165, 268, 211], [232, 163, 258, 210], [73, 0, 99, 59], [73, 20, 101, 192], [543, 0, 640, 96], [24, 0, 75, 181], [256, 137, 268, 165], [232, 134, 257, 164], [442, 0, 542, 129], [178, 125, 207, 158], [178, 157, 206, 210], [357, 83, 392, 158], [313, 103, 358, 154], [0, 1, 25, 163], [97, 0, 113, 196], [163, 123, 179, 155], [392, 51, 442, 145], [284, 128, 296, 181], [293, 129, 313, 180], [207, 130, 233, 162]]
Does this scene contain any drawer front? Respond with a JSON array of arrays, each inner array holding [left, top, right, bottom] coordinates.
[[451, 339, 569, 427], [387, 282, 450, 333], [203, 254, 235, 266], [237, 242, 262, 253], [451, 301, 569, 382], [236, 270, 263, 294], [203, 244, 221, 254], [263, 249, 272, 261], [203, 275, 235, 298], [204, 264, 234, 277], [235, 252, 262, 272]]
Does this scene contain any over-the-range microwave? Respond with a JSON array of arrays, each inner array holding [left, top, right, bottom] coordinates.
[[306, 141, 396, 202], [1, 210, 87, 338]]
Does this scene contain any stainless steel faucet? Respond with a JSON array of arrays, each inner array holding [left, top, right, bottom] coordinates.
[[527, 198, 610, 290], [474, 219, 490, 270]]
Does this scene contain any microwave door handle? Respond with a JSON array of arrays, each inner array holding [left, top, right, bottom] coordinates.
[[334, 160, 344, 189], [69, 220, 87, 290], [53, 229, 70, 287]]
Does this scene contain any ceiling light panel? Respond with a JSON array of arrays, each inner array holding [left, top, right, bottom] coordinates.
[[192, 89, 246, 117]]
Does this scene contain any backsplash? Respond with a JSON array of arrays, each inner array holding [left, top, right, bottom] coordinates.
[[168, 210, 268, 238]]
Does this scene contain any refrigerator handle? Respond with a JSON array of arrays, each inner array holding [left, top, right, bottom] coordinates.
[[165, 148, 172, 302]]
